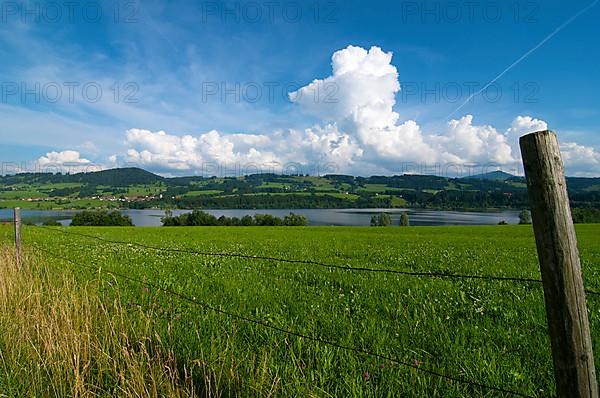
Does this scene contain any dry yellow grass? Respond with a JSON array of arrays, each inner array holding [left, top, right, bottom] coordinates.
[[0, 246, 196, 397]]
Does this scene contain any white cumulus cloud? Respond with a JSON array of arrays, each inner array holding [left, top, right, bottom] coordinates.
[[560, 142, 600, 176], [124, 126, 362, 174], [38, 150, 91, 165], [439, 115, 514, 164], [36, 150, 104, 173]]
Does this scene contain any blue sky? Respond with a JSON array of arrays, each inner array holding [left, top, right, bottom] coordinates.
[[1, 0, 599, 176]]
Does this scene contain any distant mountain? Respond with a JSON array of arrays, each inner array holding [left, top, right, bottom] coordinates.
[[469, 171, 516, 181]]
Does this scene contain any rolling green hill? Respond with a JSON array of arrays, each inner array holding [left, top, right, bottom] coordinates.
[[0, 168, 598, 210]]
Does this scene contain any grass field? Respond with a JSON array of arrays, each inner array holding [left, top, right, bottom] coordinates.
[[0, 198, 121, 210], [1, 224, 599, 396], [0, 190, 49, 199], [356, 184, 405, 193]]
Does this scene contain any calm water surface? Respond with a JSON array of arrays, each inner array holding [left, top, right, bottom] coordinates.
[[0, 208, 521, 227]]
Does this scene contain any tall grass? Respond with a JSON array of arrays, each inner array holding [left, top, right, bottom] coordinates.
[[0, 246, 197, 397]]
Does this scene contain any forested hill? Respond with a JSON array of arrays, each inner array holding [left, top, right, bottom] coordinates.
[[1, 168, 163, 186], [0, 168, 598, 210]]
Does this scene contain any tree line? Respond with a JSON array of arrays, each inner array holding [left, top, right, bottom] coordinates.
[[161, 210, 309, 227], [69, 210, 134, 226]]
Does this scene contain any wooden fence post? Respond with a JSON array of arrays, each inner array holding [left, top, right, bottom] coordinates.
[[14, 207, 21, 267], [520, 130, 598, 398]]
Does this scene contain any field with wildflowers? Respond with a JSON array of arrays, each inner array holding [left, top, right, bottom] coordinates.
[[1, 224, 599, 397]]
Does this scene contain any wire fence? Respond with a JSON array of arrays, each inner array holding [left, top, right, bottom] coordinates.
[[31, 242, 533, 397], [10, 224, 595, 397]]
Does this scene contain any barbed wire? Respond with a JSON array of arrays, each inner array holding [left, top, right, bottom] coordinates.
[[32, 243, 535, 397]]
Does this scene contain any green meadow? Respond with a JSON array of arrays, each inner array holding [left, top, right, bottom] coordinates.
[[1, 224, 599, 396]]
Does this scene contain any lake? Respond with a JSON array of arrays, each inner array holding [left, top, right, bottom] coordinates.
[[0, 208, 521, 227]]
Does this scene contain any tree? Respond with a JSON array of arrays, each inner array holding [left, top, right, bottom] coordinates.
[[283, 213, 309, 226], [380, 213, 392, 226], [188, 210, 218, 226], [399, 212, 410, 227], [518, 209, 532, 225], [370, 213, 391, 227], [498, 220, 508, 225], [572, 208, 600, 224], [370, 215, 379, 227], [161, 208, 174, 225], [254, 214, 282, 226], [240, 215, 254, 226]]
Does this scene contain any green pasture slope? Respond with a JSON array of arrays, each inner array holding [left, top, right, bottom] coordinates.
[[2, 224, 600, 397]]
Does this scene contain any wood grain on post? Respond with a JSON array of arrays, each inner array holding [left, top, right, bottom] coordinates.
[[520, 130, 598, 398], [14, 207, 21, 267]]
